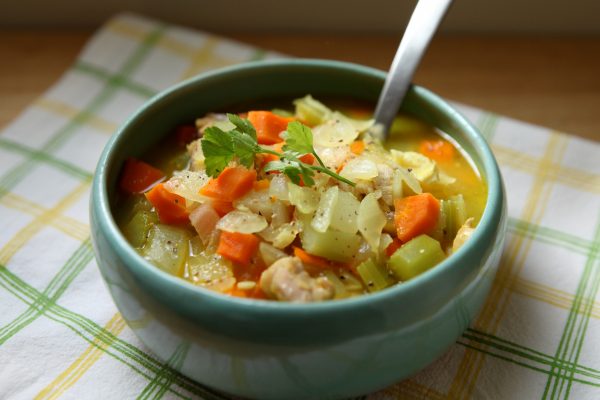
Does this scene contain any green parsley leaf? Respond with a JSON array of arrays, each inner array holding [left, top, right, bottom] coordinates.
[[227, 113, 256, 140], [200, 115, 355, 187], [229, 130, 259, 169], [282, 121, 313, 155], [201, 126, 234, 177]]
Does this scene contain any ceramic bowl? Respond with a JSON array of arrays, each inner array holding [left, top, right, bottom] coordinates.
[[90, 59, 506, 400]]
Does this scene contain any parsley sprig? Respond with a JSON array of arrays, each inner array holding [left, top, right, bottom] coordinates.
[[200, 114, 355, 187]]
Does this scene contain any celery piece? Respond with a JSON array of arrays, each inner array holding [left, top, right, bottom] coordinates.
[[300, 223, 362, 263], [388, 235, 446, 281], [141, 224, 190, 276], [356, 259, 395, 292], [443, 195, 467, 241], [122, 210, 158, 248]]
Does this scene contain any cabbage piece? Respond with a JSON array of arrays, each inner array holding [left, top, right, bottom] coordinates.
[[163, 170, 209, 204], [340, 158, 379, 181], [293, 95, 332, 125], [330, 190, 360, 233], [288, 183, 319, 214], [311, 186, 338, 232], [217, 210, 268, 234], [311, 186, 360, 234], [357, 193, 387, 252]]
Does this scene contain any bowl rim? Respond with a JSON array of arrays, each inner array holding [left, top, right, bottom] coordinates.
[[92, 58, 504, 314]]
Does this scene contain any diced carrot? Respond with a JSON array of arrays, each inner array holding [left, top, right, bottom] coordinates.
[[419, 140, 455, 163], [336, 161, 347, 174], [119, 158, 164, 194], [174, 125, 198, 147], [210, 199, 234, 217], [248, 111, 294, 145], [394, 193, 440, 242], [200, 166, 257, 201], [144, 183, 189, 224], [217, 231, 260, 266], [350, 140, 365, 155], [299, 153, 315, 164], [253, 179, 270, 191], [294, 247, 331, 269], [385, 238, 403, 257]]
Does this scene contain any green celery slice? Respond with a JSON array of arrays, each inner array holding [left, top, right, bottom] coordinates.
[[388, 234, 446, 281], [300, 222, 362, 263], [141, 224, 190, 276], [121, 210, 158, 248], [356, 259, 395, 292]]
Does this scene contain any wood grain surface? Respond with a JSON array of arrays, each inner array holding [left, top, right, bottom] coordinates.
[[1, 31, 598, 141]]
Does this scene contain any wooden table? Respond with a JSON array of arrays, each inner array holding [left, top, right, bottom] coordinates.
[[1, 31, 599, 141]]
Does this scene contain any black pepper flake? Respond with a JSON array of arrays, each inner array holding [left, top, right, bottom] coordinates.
[[368, 281, 374, 287]]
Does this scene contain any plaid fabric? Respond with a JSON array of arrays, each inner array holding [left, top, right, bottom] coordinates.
[[0, 13, 599, 400]]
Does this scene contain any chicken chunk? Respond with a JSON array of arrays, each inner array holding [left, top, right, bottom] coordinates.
[[259, 257, 335, 302], [453, 217, 475, 252]]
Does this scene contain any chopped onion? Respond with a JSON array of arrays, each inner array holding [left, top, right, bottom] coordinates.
[[340, 158, 379, 181], [271, 200, 292, 226], [163, 170, 209, 204], [217, 210, 267, 233], [259, 242, 288, 266], [234, 189, 273, 219]]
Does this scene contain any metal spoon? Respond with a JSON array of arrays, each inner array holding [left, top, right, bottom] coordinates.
[[373, 0, 453, 139]]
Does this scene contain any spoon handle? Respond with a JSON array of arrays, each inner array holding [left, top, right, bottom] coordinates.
[[374, 0, 453, 138]]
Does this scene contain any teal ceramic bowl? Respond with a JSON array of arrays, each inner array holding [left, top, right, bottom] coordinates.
[[90, 59, 506, 400]]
